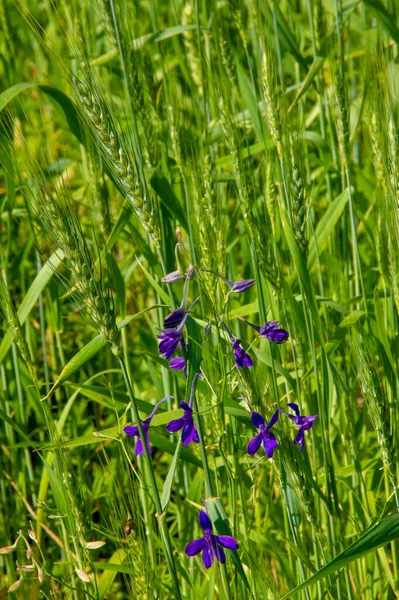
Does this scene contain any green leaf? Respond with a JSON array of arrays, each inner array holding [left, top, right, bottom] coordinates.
[[161, 437, 183, 511], [97, 550, 128, 599], [45, 307, 165, 398], [281, 513, 399, 598], [150, 171, 188, 230], [90, 25, 210, 66], [136, 256, 170, 305], [0, 83, 82, 143], [39, 454, 73, 534], [338, 310, 366, 328], [288, 55, 326, 112], [0, 82, 35, 111], [280, 211, 322, 336], [0, 250, 65, 365], [363, 0, 399, 44], [269, 2, 308, 70], [0, 406, 30, 442], [253, 348, 299, 397], [236, 63, 263, 141]]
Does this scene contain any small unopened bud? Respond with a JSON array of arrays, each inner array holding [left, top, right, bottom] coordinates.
[[8, 580, 22, 592], [75, 568, 91, 582], [0, 542, 18, 554], [161, 270, 183, 283], [85, 540, 106, 550], [28, 530, 37, 543], [186, 265, 196, 280], [38, 567, 45, 583], [20, 565, 35, 571]]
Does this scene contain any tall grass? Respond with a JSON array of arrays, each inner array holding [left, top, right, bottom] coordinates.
[[1, 1, 399, 598]]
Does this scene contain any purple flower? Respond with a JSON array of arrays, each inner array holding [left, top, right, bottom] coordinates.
[[124, 397, 170, 455], [161, 270, 184, 283], [158, 297, 200, 359], [158, 326, 185, 360], [185, 510, 238, 568], [240, 317, 289, 344], [219, 318, 253, 369], [169, 356, 204, 379], [201, 269, 255, 293], [232, 339, 253, 369], [166, 400, 199, 445], [163, 307, 185, 329], [166, 373, 200, 445], [247, 410, 279, 458], [279, 403, 318, 451]]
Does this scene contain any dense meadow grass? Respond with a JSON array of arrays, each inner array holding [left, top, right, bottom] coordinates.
[[1, 0, 399, 598]]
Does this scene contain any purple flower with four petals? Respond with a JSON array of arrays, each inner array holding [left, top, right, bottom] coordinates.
[[166, 374, 200, 445], [201, 269, 255, 293], [124, 396, 170, 455], [239, 317, 289, 344], [279, 403, 319, 451], [247, 410, 279, 458], [185, 510, 239, 568]]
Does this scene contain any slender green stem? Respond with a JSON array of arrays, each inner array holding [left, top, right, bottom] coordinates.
[[118, 356, 182, 600]]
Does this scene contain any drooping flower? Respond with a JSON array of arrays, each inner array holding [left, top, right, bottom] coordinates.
[[161, 270, 184, 283], [219, 318, 253, 369], [124, 397, 170, 455], [169, 356, 204, 379], [163, 276, 190, 329], [185, 510, 238, 568], [158, 297, 199, 360], [279, 403, 318, 451], [232, 339, 253, 369], [163, 307, 185, 329], [166, 373, 200, 445], [158, 326, 185, 360], [239, 317, 289, 344], [247, 410, 279, 458], [201, 269, 255, 293]]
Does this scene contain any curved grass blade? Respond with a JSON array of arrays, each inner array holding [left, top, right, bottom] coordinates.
[[281, 513, 399, 598], [43, 307, 166, 399], [0, 250, 65, 364]]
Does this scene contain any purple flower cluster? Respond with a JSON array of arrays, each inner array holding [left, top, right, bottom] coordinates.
[[246, 403, 318, 459], [124, 267, 318, 569]]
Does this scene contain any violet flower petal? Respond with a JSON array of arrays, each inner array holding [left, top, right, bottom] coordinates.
[[231, 279, 256, 293], [263, 436, 278, 458], [213, 542, 226, 564], [251, 411, 265, 428], [217, 536, 239, 550], [124, 425, 139, 436], [169, 357, 186, 371], [199, 510, 212, 532], [267, 410, 280, 429], [202, 546, 214, 568], [247, 432, 263, 455], [163, 307, 185, 329], [165, 418, 184, 433], [185, 538, 206, 556]]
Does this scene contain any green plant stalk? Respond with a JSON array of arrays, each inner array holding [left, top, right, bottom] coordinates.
[[118, 355, 182, 599]]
